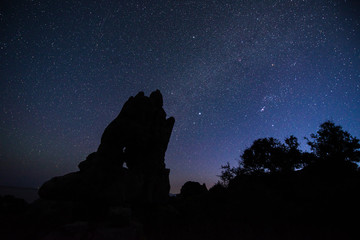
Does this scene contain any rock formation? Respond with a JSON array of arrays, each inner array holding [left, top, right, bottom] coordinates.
[[180, 181, 208, 198], [39, 90, 175, 205]]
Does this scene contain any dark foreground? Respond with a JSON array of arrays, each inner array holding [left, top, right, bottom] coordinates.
[[1, 165, 359, 240]]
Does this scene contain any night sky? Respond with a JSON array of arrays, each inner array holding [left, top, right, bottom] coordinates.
[[1, 0, 359, 193]]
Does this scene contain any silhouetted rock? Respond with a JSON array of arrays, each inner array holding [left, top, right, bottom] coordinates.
[[180, 181, 208, 198], [39, 90, 175, 206], [208, 182, 226, 195]]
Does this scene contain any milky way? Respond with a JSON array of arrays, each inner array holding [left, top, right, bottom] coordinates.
[[1, 0, 359, 192]]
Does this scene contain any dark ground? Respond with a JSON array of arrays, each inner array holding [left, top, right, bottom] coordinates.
[[1, 164, 359, 240]]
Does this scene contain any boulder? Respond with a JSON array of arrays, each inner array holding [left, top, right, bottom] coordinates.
[[180, 181, 208, 198]]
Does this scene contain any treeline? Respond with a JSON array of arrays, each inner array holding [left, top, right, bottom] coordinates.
[[219, 121, 360, 185]]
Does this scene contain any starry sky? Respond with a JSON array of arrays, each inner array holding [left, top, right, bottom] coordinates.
[[1, 0, 359, 193]]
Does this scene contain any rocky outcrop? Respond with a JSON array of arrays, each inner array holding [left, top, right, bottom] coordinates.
[[39, 90, 175, 205], [180, 181, 208, 198]]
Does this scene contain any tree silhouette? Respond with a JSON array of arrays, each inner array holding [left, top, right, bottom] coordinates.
[[307, 121, 360, 164], [240, 137, 283, 174], [283, 135, 303, 172], [219, 162, 238, 186], [239, 136, 302, 175]]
